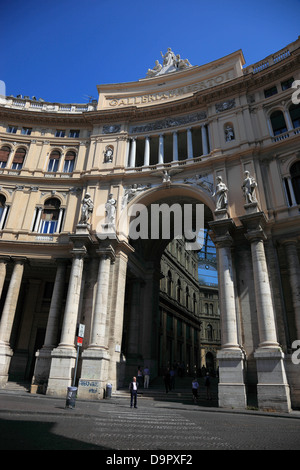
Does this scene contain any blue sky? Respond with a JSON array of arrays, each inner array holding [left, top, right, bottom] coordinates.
[[1, 0, 300, 103]]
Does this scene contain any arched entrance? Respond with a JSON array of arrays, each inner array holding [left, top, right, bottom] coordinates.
[[119, 184, 220, 381]]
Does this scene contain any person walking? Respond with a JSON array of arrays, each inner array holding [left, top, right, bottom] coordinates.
[[129, 376, 138, 408], [192, 377, 200, 403], [143, 366, 150, 388], [137, 366, 143, 388]]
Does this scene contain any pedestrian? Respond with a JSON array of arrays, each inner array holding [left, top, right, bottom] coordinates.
[[170, 367, 175, 390], [163, 368, 171, 393], [192, 377, 199, 403], [143, 365, 150, 388], [204, 372, 212, 400], [137, 366, 143, 388], [129, 376, 138, 408]]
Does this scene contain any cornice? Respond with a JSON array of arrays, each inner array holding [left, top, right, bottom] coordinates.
[[0, 48, 299, 127]]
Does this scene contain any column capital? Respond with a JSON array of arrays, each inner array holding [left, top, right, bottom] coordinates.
[[209, 217, 236, 242], [239, 211, 268, 242]]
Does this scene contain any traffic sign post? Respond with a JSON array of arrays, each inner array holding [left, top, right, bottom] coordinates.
[[73, 324, 85, 387]]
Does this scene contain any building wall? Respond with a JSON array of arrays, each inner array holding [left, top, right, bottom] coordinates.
[[0, 37, 299, 410]]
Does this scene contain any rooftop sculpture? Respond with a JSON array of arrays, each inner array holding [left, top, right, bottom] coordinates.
[[146, 48, 192, 78]]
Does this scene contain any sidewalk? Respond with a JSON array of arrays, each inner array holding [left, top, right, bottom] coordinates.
[[0, 386, 299, 420]]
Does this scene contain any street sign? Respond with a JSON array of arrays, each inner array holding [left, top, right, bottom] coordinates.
[[78, 324, 85, 338]]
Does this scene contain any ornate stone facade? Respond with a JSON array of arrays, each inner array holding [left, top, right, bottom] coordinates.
[[0, 40, 300, 412]]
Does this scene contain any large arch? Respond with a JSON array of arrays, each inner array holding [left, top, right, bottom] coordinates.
[[119, 183, 218, 382]]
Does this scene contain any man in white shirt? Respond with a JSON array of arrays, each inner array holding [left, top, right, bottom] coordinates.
[[129, 376, 138, 408]]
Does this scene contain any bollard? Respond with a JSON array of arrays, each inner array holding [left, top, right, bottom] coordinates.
[[65, 386, 77, 409]]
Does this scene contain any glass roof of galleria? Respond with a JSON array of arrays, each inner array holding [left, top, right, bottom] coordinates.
[[198, 229, 218, 287]]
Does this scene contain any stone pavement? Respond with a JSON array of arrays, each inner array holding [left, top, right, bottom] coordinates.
[[0, 383, 300, 451]]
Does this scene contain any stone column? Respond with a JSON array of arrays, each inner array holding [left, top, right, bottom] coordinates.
[[143, 136, 150, 167], [286, 176, 297, 206], [128, 138, 136, 168], [209, 218, 247, 409], [32, 260, 67, 390], [0, 257, 9, 300], [240, 210, 291, 412], [172, 131, 178, 162], [282, 239, 300, 339], [158, 134, 164, 164], [187, 128, 193, 159], [47, 249, 86, 396], [78, 245, 115, 400], [201, 124, 209, 155], [0, 258, 25, 388]]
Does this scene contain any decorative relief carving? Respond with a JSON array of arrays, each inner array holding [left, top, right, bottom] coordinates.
[[215, 99, 236, 113], [130, 112, 207, 134], [102, 124, 121, 134]]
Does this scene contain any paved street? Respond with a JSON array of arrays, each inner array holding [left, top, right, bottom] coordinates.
[[0, 389, 300, 453]]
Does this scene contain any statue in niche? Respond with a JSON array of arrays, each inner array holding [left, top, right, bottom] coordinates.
[[225, 125, 235, 142], [104, 146, 114, 163], [213, 176, 228, 210], [79, 193, 94, 224], [105, 193, 117, 225], [242, 171, 257, 204]]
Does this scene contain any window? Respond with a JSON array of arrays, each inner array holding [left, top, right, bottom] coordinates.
[[289, 103, 300, 129], [63, 150, 76, 173], [55, 130, 65, 138], [270, 110, 287, 135], [69, 129, 80, 138], [0, 146, 10, 168], [21, 127, 32, 135], [0, 194, 9, 230], [11, 147, 26, 170], [281, 77, 294, 91], [264, 86, 277, 98], [291, 161, 300, 205], [167, 270, 172, 296], [47, 150, 61, 172], [35, 197, 64, 234], [6, 125, 17, 134]]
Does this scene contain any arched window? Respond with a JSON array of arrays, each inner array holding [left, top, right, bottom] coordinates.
[[33, 197, 64, 234], [270, 110, 287, 136], [204, 303, 209, 315], [47, 150, 61, 172], [289, 103, 300, 129], [12, 147, 26, 170], [0, 194, 9, 230], [206, 324, 213, 340], [0, 146, 10, 168], [63, 150, 76, 173], [291, 161, 300, 205]]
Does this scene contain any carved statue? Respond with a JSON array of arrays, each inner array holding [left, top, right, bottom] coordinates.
[[146, 60, 162, 78], [145, 48, 192, 78], [105, 193, 117, 225], [213, 176, 228, 210], [161, 48, 176, 67], [104, 146, 113, 163], [225, 125, 235, 142], [79, 193, 94, 224], [242, 171, 257, 204]]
